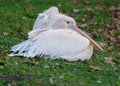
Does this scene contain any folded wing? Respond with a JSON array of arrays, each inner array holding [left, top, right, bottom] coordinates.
[[33, 7, 59, 30], [26, 29, 90, 59]]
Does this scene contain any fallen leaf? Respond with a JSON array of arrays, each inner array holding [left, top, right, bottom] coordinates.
[[58, 4, 62, 7], [82, 0, 90, 4], [24, 61, 35, 65], [95, 4, 106, 10], [108, 36, 116, 43], [3, 32, 8, 36], [98, 42, 107, 47], [105, 57, 118, 71], [109, 6, 117, 11], [104, 22, 117, 30], [108, 42, 114, 46], [116, 36, 120, 43], [81, 18, 86, 22], [90, 66, 103, 71], [91, 31, 99, 38], [97, 29, 105, 33], [81, 23, 88, 28], [113, 10, 120, 19], [59, 75, 64, 79], [73, 9, 79, 13], [22, 16, 27, 20], [118, 53, 120, 56], [86, 8, 94, 12], [104, 57, 115, 64], [107, 46, 113, 53], [11, 81, 17, 86], [44, 65, 50, 69]]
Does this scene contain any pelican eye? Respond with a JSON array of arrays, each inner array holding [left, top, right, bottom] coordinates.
[[67, 21, 70, 24]]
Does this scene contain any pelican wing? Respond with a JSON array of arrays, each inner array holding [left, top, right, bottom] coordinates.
[[26, 29, 90, 59], [32, 14, 49, 30], [33, 7, 59, 30]]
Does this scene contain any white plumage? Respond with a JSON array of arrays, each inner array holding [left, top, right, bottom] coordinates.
[[10, 29, 92, 61], [9, 7, 103, 61], [32, 7, 59, 30]]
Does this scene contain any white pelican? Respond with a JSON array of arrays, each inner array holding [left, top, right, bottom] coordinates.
[[9, 10, 103, 61]]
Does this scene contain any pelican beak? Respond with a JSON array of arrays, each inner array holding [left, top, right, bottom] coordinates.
[[70, 25, 104, 51]]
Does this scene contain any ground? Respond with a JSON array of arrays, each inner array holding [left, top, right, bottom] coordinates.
[[0, 0, 120, 86]]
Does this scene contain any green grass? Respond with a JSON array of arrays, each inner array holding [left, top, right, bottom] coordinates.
[[0, 0, 120, 86]]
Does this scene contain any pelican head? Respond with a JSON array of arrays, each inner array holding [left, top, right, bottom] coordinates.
[[48, 14, 76, 29]]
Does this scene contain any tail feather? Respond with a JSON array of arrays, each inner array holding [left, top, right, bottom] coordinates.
[[11, 41, 27, 51], [9, 40, 32, 57]]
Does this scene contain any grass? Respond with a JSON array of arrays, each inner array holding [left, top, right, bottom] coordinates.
[[0, 0, 120, 86]]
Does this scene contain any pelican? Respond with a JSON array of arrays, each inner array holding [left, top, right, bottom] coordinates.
[[9, 8, 103, 61]]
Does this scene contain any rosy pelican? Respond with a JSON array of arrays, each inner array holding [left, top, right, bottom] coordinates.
[[9, 12, 103, 61]]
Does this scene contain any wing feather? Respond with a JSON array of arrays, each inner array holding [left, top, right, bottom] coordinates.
[[32, 7, 59, 30], [26, 29, 90, 59]]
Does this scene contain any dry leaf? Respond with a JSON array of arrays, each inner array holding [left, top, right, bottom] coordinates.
[[105, 57, 118, 71], [109, 6, 117, 11], [81, 18, 86, 22], [98, 42, 107, 47], [97, 29, 105, 33], [86, 8, 94, 12], [117, 36, 120, 43], [58, 4, 62, 7], [73, 9, 79, 13], [107, 46, 113, 52], [82, 0, 90, 4], [11, 81, 17, 86], [95, 4, 106, 10], [108, 36, 116, 43], [22, 16, 27, 20], [104, 57, 115, 64], [3, 32, 8, 36], [114, 10, 120, 19], [90, 66, 103, 71], [24, 61, 35, 65], [91, 31, 99, 38], [81, 23, 88, 28], [44, 65, 50, 69], [104, 22, 117, 30], [118, 53, 120, 56]]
